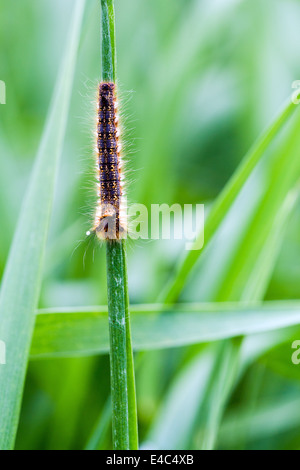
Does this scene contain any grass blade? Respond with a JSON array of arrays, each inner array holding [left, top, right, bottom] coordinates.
[[163, 98, 298, 303], [101, 0, 138, 450], [219, 396, 300, 448], [0, 0, 85, 450], [194, 109, 300, 450], [85, 398, 111, 450], [121, 242, 139, 450], [144, 349, 216, 450], [106, 243, 130, 449], [30, 301, 300, 358]]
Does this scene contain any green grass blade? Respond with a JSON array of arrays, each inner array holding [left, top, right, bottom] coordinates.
[[101, 0, 116, 82], [101, 0, 138, 450], [106, 243, 129, 450], [163, 98, 298, 303], [144, 349, 216, 450], [199, 339, 242, 450], [102, 0, 129, 450], [0, 0, 85, 450], [193, 109, 300, 450], [29, 301, 300, 358], [213, 149, 300, 301], [219, 396, 300, 448], [85, 398, 111, 450], [121, 242, 139, 450]]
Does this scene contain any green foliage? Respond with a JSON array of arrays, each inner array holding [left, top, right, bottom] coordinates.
[[0, 0, 85, 449], [30, 302, 300, 358], [0, 0, 300, 450]]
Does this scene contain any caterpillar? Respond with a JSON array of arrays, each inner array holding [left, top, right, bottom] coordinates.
[[87, 82, 126, 241]]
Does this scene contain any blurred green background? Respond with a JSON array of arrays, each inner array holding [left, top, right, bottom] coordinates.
[[1, 0, 300, 450]]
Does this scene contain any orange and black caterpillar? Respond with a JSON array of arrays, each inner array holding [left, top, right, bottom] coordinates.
[[88, 82, 126, 241]]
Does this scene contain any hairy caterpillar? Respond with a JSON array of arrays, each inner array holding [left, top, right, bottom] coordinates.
[[87, 82, 126, 241]]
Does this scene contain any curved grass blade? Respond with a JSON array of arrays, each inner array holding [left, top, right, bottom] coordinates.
[[219, 396, 300, 448], [0, 0, 86, 450], [163, 98, 298, 303], [194, 110, 300, 450], [29, 301, 300, 358], [143, 348, 216, 450], [85, 397, 111, 450]]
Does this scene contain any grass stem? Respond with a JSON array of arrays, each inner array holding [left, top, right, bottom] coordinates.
[[106, 242, 129, 450], [101, 0, 138, 450]]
